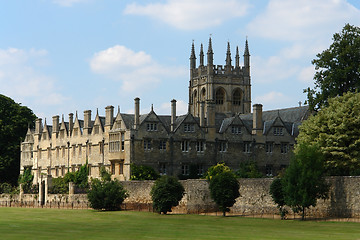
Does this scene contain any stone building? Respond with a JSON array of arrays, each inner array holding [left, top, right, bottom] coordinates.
[[20, 38, 310, 183]]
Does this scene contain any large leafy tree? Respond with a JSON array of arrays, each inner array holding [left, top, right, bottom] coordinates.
[[297, 92, 360, 175], [209, 170, 240, 216], [282, 144, 328, 220], [0, 94, 36, 184], [150, 176, 184, 214], [304, 24, 360, 111]]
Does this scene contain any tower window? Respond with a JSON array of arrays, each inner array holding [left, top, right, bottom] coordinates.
[[215, 89, 225, 105], [233, 89, 241, 105]]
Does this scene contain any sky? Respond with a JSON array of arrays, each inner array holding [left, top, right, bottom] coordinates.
[[1, 0, 360, 122]]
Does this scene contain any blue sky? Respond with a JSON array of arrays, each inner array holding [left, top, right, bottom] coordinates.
[[1, 0, 360, 121]]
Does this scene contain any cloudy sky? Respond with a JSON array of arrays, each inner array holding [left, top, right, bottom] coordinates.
[[1, 0, 359, 121]]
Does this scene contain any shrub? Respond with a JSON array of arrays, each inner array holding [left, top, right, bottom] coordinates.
[[130, 164, 159, 180], [0, 183, 17, 194], [209, 171, 240, 216], [235, 161, 263, 178], [49, 177, 68, 194], [18, 167, 34, 193], [204, 163, 231, 181], [150, 176, 184, 214], [74, 163, 89, 188], [87, 177, 128, 211]]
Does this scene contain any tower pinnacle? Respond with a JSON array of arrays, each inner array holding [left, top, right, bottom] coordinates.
[[190, 40, 196, 69], [199, 43, 204, 66], [226, 41, 232, 67]]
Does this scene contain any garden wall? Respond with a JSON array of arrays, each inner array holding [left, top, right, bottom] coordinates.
[[1, 176, 360, 218]]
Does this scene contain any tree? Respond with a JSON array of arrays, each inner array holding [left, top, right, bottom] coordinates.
[[150, 176, 184, 214], [0, 94, 36, 184], [130, 164, 159, 180], [304, 24, 360, 111], [87, 169, 128, 211], [297, 92, 360, 175], [269, 178, 287, 219], [204, 162, 231, 181], [282, 144, 328, 220], [18, 167, 34, 193], [236, 160, 263, 178], [209, 171, 240, 216]]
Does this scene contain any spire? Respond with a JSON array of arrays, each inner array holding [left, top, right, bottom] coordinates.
[[226, 41, 231, 67], [235, 46, 240, 67], [199, 43, 204, 66], [190, 40, 196, 69], [243, 37, 250, 75], [244, 38, 250, 57], [207, 36, 213, 66]]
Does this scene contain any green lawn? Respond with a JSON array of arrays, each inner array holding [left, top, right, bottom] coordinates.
[[0, 208, 359, 240]]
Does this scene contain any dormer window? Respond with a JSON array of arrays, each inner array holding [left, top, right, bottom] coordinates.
[[184, 124, 195, 132], [147, 123, 157, 131], [231, 126, 242, 134], [42, 132, 47, 140], [94, 126, 99, 134], [273, 127, 284, 136]]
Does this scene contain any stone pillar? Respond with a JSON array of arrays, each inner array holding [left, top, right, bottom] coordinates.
[[68, 113, 74, 136], [171, 99, 176, 132], [252, 104, 263, 136], [105, 105, 114, 132], [134, 98, 140, 130], [35, 118, 43, 134], [69, 182, 75, 195], [206, 100, 216, 138], [52, 115, 59, 134], [83, 110, 91, 135]]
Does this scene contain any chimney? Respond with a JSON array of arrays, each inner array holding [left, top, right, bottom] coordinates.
[[105, 105, 114, 131], [35, 118, 43, 134], [252, 104, 263, 136], [200, 101, 205, 127], [134, 98, 140, 130], [83, 110, 91, 135], [171, 99, 176, 132], [69, 113, 74, 136], [52, 115, 59, 134]]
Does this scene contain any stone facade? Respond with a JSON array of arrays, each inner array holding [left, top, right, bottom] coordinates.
[[20, 38, 310, 183]]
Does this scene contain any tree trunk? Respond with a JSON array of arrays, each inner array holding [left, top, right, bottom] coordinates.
[[302, 207, 305, 220], [223, 211, 226, 217]]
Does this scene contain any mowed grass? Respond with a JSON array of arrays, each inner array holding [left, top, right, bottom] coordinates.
[[0, 208, 359, 240]]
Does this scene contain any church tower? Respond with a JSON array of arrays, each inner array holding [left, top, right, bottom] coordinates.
[[188, 37, 251, 118]]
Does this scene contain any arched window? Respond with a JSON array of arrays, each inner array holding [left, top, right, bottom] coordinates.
[[193, 90, 197, 104], [215, 88, 225, 105], [233, 89, 241, 105], [201, 88, 206, 101]]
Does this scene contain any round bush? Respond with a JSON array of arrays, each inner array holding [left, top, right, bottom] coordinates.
[[150, 176, 184, 214]]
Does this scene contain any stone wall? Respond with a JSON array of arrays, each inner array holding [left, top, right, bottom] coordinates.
[[1, 177, 360, 218]]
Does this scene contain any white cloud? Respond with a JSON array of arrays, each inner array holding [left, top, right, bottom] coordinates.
[[124, 0, 250, 30], [298, 65, 315, 83], [90, 45, 187, 93], [247, 0, 360, 41], [0, 48, 69, 111], [52, 0, 89, 7], [254, 91, 291, 106]]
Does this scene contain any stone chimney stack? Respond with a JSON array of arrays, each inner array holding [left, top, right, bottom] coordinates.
[[171, 99, 176, 132], [68, 113, 74, 136], [83, 110, 91, 135], [252, 104, 263, 136], [134, 98, 140, 130], [52, 115, 60, 133], [200, 101, 205, 127], [105, 105, 114, 132], [35, 118, 43, 134]]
